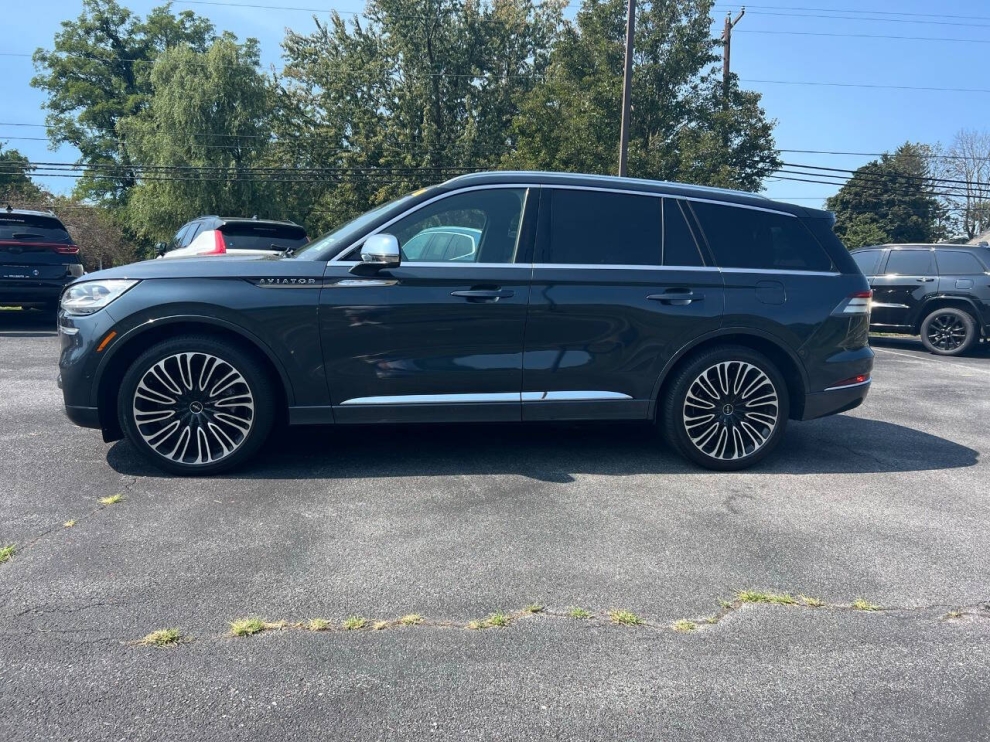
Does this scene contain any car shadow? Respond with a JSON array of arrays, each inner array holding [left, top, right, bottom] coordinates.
[[105, 414, 979, 482], [870, 334, 990, 358], [0, 309, 58, 337]]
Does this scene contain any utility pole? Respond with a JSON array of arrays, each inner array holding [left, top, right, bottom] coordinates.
[[617, 0, 636, 177], [722, 7, 745, 103]]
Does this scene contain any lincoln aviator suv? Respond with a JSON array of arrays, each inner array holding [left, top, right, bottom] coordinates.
[[57, 172, 873, 474]]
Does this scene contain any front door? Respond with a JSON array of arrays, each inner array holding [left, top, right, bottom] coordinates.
[[522, 189, 724, 421], [870, 248, 938, 329], [319, 187, 536, 423]]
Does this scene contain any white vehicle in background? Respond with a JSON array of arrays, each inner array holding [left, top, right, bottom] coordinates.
[[156, 216, 309, 258]]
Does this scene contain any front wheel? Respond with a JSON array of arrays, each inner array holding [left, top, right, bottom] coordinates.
[[660, 346, 790, 471], [920, 307, 977, 356], [118, 336, 275, 475]]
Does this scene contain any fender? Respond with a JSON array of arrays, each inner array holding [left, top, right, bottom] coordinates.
[[647, 326, 809, 420], [913, 295, 986, 333], [93, 313, 297, 408]]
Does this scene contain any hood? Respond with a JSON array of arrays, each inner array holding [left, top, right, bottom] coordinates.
[[78, 253, 304, 282]]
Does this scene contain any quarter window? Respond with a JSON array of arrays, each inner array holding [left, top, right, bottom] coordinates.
[[851, 249, 883, 276], [936, 251, 984, 275], [691, 202, 834, 272], [885, 250, 935, 275], [546, 189, 662, 265], [387, 188, 526, 264]]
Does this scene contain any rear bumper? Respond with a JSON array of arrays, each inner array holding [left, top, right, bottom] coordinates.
[[801, 380, 871, 421], [0, 281, 70, 304], [64, 404, 101, 429]]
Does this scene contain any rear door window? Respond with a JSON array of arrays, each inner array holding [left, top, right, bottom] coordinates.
[[691, 201, 834, 272], [219, 223, 309, 251], [0, 214, 73, 244], [936, 251, 984, 275], [662, 200, 704, 267], [851, 249, 883, 275], [885, 250, 935, 275], [546, 189, 661, 265]]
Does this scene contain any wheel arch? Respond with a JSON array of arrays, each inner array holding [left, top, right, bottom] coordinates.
[[650, 329, 809, 422], [913, 296, 984, 335], [94, 316, 292, 441]]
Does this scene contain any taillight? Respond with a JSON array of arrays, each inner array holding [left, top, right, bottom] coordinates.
[[832, 290, 872, 316], [56, 245, 79, 254], [198, 231, 227, 255], [826, 374, 871, 391]]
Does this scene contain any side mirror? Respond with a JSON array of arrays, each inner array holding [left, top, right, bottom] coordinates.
[[154, 242, 167, 257], [351, 234, 400, 275]]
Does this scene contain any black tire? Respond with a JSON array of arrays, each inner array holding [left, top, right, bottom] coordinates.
[[660, 345, 790, 471], [118, 336, 275, 475], [920, 307, 977, 356]]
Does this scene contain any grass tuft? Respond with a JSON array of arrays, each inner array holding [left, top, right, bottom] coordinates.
[[468, 612, 512, 629], [138, 628, 183, 647], [304, 618, 331, 632], [608, 610, 643, 626], [98, 494, 124, 506], [672, 619, 697, 633], [398, 614, 423, 626], [342, 616, 367, 631], [230, 617, 266, 637], [799, 595, 825, 608], [63, 520, 77, 528], [851, 599, 881, 612], [945, 610, 964, 619], [372, 620, 390, 631], [567, 607, 592, 620], [737, 590, 799, 606], [524, 604, 544, 614], [0, 544, 15, 564]]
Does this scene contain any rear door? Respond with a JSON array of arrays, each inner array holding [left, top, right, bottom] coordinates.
[[0, 213, 79, 281], [870, 248, 937, 329], [521, 188, 724, 421], [935, 249, 990, 326]]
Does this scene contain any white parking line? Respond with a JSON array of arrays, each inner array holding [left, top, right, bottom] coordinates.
[[873, 347, 990, 377]]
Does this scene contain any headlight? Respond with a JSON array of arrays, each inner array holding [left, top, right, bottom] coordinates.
[[60, 279, 139, 316]]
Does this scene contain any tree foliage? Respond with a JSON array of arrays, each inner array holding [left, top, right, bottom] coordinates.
[[0, 145, 43, 201], [932, 129, 990, 241], [826, 143, 945, 248]]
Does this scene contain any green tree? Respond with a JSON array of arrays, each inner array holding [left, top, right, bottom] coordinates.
[[505, 0, 779, 189], [0, 145, 43, 201], [32, 0, 215, 203], [121, 35, 275, 241], [826, 143, 945, 248]]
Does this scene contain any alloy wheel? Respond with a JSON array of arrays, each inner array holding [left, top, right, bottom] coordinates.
[[682, 361, 780, 461], [131, 352, 255, 465], [925, 313, 968, 352]]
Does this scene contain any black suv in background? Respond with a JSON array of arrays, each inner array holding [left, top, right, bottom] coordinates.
[[851, 244, 990, 355], [158, 215, 309, 258], [57, 172, 873, 474], [1, 207, 83, 311]]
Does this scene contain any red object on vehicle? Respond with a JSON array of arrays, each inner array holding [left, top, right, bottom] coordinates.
[[203, 230, 227, 255]]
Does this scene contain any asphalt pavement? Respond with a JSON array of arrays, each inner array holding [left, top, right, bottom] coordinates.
[[1, 308, 988, 741]]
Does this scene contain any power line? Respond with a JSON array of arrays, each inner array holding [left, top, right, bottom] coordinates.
[[712, 3, 990, 23], [737, 30, 990, 44], [732, 10, 990, 30]]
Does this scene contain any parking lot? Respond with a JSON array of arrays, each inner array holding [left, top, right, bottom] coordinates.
[[1, 309, 989, 741]]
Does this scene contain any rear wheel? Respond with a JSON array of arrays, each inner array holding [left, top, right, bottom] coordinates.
[[920, 307, 976, 356], [118, 336, 275, 475], [660, 346, 790, 471]]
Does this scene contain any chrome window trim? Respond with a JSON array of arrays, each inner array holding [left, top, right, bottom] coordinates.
[[719, 267, 841, 277], [823, 379, 872, 392], [531, 263, 721, 272], [330, 184, 532, 263], [340, 391, 633, 405]]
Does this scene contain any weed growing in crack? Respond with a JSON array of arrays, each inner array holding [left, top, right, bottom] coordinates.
[[98, 494, 124, 506], [304, 618, 331, 632], [138, 628, 184, 647], [372, 621, 390, 631], [852, 599, 880, 612], [673, 619, 697, 633], [342, 616, 367, 630], [608, 610, 642, 626], [568, 607, 593, 619], [468, 612, 512, 629], [737, 590, 799, 606], [63, 520, 76, 528], [799, 595, 825, 608], [398, 614, 423, 626], [0, 544, 15, 564], [945, 611, 964, 619], [524, 604, 544, 614], [230, 617, 266, 637]]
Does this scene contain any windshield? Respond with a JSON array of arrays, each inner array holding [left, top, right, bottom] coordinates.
[[0, 214, 73, 244], [292, 192, 419, 259], [219, 222, 308, 251]]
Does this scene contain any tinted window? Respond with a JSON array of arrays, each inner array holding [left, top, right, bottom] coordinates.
[[547, 190, 661, 265], [219, 222, 309, 251], [0, 214, 72, 244], [851, 249, 882, 275], [663, 200, 704, 267], [885, 250, 935, 275], [170, 224, 193, 250], [389, 188, 526, 263], [691, 202, 833, 272], [936, 251, 984, 275]]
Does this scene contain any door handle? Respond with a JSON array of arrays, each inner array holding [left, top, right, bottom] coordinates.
[[647, 289, 704, 306], [915, 277, 935, 283], [450, 289, 514, 302]]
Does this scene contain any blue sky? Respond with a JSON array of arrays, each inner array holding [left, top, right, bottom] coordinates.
[[2, 0, 988, 208]]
